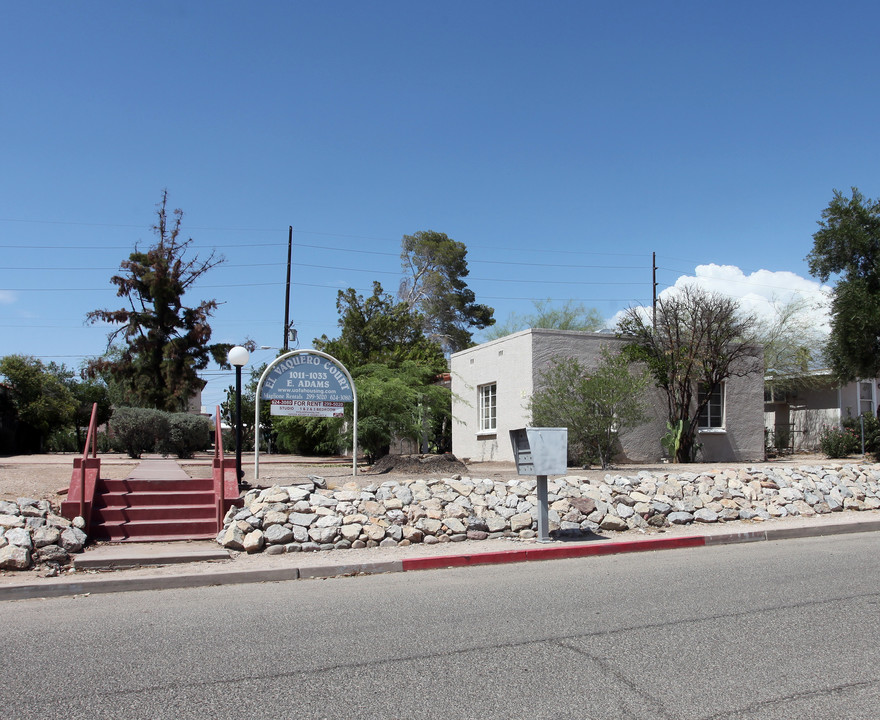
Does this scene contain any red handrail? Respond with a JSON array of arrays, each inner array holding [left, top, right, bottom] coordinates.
[[79, 403, 99, 519], [214, 406, 224, 526]]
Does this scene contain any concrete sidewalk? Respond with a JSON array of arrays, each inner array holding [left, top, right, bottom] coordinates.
[[3, 510, 880, 602], [124, 456, 195, 481]]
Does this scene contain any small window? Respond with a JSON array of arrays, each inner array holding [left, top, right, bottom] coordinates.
[[859, 381, 875, 416], [698, 383, 725, 429], [478, 383, 497, 433]]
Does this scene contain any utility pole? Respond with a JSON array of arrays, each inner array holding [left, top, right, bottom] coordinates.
[[652, 251, 657, 328], [283, 226, 292, 352]]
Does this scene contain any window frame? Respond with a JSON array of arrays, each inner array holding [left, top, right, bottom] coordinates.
[[697, 381, 726, 432], [477, 382, 497, 434], [859, 380, 875, 416]]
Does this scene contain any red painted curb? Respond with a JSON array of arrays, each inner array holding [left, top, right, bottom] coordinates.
[[400, 535, 707, 572]]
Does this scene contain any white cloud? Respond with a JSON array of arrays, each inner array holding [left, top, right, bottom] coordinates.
[[611, 264, 833, 332], [0, 290, 16, 304]]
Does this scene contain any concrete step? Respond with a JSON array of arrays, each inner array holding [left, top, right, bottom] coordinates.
[[73, 541, 229, 570]]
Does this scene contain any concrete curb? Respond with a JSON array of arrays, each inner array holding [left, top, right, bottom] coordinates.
[[4, 520, 880, 601]]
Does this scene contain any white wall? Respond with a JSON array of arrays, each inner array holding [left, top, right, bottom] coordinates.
[[451, 331, 533, 462]]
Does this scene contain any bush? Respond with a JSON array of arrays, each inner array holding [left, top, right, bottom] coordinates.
[[159, 413, 211, 459], [841, 414, 880, 459], [110, 407, 170, 459], [818, 424, 860, 459], [45, 429, 79, 453]]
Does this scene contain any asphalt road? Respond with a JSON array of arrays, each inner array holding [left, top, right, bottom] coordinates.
[[5, 533, 880, 719]]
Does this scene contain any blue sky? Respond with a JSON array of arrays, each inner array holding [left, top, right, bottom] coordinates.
[[2, 1, 878, 410]]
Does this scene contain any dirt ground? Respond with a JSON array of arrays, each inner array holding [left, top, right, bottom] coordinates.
[[0, 450, 843, 505]]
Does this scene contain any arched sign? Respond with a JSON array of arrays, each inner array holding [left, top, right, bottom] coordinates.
[[254, 350, 358, 478]]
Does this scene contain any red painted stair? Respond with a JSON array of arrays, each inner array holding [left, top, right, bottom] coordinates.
[[62, 407, 242, 543], [86, 476, 220, 542]]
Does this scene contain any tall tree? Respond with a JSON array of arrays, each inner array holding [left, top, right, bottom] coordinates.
[[806, 187, 880, 381], [486, 298, 604, 340], [314, 282, 446, 372], [756, 296, 827, 396], [399, 230, 494, 353], [86, 191, 231, 411], [276, 282, 450, 461], [618, 286, 762, 462], [530, 347, 649, 469]]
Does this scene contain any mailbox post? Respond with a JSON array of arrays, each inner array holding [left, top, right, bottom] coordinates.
[[509, 427, 568, 542]]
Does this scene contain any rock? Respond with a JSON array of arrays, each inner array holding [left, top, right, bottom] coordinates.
[[444, 517, 467, 534], [363, 524, 386, 542], [243, 529, 265, 553], [264, 525, 294, 545], [263, 510, 288, 527], [647, 514, 667, 527], [0, 514, 24, 529], [667, 511, 694, 525], [0, 544, 31, 570], [5, 528, 33, 549], [417, 518, 443, 535], [616, 504, 635, 519], [221, 524, 246, 550], [314, 514, 342, 528], [35, 544, 69, 564], [288, 512, 317, 527], [599, 516, 628, 531], [694, 508, 719, 523], [59, 526, 87, 552], [510, 513, 533, 532], [340, 524, 363, 541], [308, 526, 339, 544]]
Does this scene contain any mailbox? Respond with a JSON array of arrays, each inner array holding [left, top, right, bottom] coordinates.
[[509, 427, 568, 476]]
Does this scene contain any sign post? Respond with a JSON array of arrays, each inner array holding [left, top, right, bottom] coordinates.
[[255, 350, 357, 479]]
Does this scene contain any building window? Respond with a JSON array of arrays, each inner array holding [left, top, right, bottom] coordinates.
[[478, 383, 497, 433], [698, 382, 725, 429], [860, 381, 875, 416]]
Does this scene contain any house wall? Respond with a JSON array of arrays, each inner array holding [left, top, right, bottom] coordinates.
[[839, 379, 880, 420], [529, 330, 668, 463], [697, 369, 765, 462], [451, 331, 534, 462], [451, 329, 765, 464]]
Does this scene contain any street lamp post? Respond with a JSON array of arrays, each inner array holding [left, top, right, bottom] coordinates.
[[228, 345, 250, 487]]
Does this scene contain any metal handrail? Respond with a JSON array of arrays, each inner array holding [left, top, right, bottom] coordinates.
[[214, 406, 225, 528], [78, 402, 99, 519]]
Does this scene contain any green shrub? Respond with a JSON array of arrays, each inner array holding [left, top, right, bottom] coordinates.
[[819, 424, 860, 458], [841, 414, 880, 459], [159, 413, 211, 459], [46, 429, 79, 453], [97, 431, 113, 453], [110, 407, 170, 459]]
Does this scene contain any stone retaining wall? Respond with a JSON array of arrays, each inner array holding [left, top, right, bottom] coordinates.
[[0, 499, 87, 571], [218, 463, 880, 554]]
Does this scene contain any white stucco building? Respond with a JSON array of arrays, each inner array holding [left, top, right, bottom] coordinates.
[[451, 329, 765, 465]]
